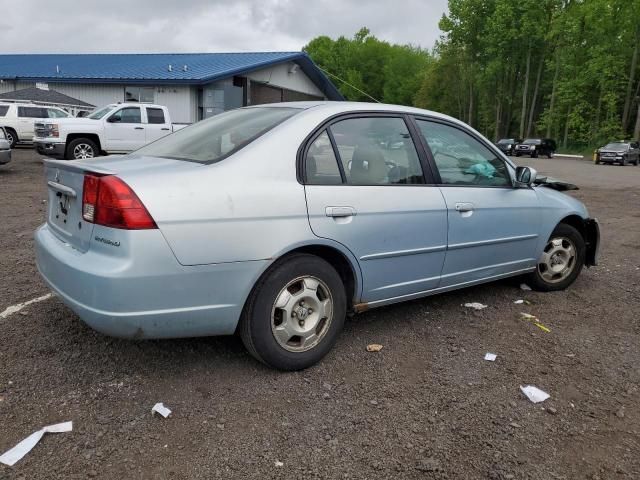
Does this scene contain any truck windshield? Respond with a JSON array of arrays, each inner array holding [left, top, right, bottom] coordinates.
[[88, 106, 115, 119], [134, 107, 301, 163]]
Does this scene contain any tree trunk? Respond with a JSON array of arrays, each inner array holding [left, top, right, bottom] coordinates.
[[546, 51, 560, 138], [563, 105, 572, 149], [593, 88, 603, 139], [622, 27, 639, 132], [526, 53, 544, 137], [634, 100, 640, 140], [519, 43, 532, 139], [468, 71, 474, 127], [494, 96, 502, 141]]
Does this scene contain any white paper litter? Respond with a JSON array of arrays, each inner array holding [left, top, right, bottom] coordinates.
[[0, 294, 53, 320], [520, 283, 532, 291], [514, 299, 524, 304], [520, 385, 550, 403], [152, 403, 172, 418], [0, 421, 72, 466], [464, 302, 487, 310], [484, 353, 497, 361], [275, 460, 284, 467]]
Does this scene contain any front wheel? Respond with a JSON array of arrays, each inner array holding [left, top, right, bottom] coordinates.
[[66, 138, 98, 160], [525, 223, 585, 292], [240, 254, 346, 370]]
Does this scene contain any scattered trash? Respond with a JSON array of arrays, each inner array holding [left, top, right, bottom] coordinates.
[[519, 312, 551, 333], [547, 407, 558, 415], [0, 421, 72, 466], [366, 344, 383, 352], [513, 299, 524, 304], [464, 302, 487, 310], [0, 293, 54, 320], [275, 460, 284, 467], [152, 403, 172, 418], [484, 353, 497, 362], [565, 353, 576, 358], [520, 283, 532, 291], [520, 385, 550, 403], [509, 422, 522, 428], [615, 407, 625, 419]]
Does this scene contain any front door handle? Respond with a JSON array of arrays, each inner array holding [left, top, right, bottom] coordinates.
[[134, 127, 144, 130], [455, 202, 474, 213], [325, 206, 356, 217]]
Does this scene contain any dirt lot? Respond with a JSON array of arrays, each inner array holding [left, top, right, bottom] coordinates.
[[1, 149, 639, 479]]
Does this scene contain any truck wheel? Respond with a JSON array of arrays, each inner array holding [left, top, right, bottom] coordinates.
[[240, 253, 346, 371], [5, 129, 17, 148], [524, 223, 585, 292], [66, 138, 98, 160]]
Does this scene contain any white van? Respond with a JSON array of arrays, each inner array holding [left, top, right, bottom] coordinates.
[[0, 103, 70, 147]]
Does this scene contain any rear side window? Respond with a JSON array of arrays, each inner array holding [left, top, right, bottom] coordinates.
[[415, 120, 511, 187], [146, 108, 165, 124], [329, 117, 424, 185], [306, 131, 342, 185], [134, 107, 300, 163], [47, 108, 68, 118], [18, 106, 47, 118], [0, 106, 8, 117]]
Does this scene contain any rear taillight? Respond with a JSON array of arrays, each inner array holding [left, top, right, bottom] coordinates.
[[82, 174, 157, 230]]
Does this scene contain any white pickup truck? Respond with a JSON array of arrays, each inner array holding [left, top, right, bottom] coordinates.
[[33, 103, 188, 160]]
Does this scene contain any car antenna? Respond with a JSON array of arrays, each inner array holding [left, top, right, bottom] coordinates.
[[317, 66, 381, 103]]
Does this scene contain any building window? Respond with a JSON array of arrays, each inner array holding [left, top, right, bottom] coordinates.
[[125, 86, 155, 103]]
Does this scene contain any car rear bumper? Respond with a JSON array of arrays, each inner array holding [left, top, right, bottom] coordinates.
[[34, 223, 267, 339], [34, 140, 66, 158]]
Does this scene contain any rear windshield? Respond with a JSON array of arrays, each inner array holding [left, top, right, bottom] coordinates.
[[0, 105, 8, 117], [134, 107, 301, 163]]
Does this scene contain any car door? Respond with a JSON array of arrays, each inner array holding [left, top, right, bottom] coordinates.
[[145, 107, 171, 143], [303, 115, 448, 303], [413, 118, 541, 287], [105, 106, 146, 152]]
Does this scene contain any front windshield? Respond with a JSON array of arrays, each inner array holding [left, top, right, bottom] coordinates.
[[88, 106, 115, 119], [603, 143, 628, 150], [134, 107, 301, 163], [523, 139, 541, 145]]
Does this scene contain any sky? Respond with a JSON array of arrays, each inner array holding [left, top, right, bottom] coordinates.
[[0, 0, 448, 53]]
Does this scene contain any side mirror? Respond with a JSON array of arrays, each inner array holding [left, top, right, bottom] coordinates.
[[515, 166, 537, 187], [107, 115, 120, 123]]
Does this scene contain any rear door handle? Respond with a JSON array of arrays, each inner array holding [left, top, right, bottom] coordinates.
[[455, 202, 474, 213], [325, 206, 356, 217]]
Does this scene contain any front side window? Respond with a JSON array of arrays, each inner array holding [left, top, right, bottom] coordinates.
[[134, 107, 300, 163], [416, 120, 511, 187], [47, 108, 69, 118], [146, 107, 165, 124], [306, 131, 342, 185], [88, 106, 115, 119], [125, 86, 155, 103], [0, 106, 8, 117], [329, 117, 424, 185], [110, 107, 142, 124]]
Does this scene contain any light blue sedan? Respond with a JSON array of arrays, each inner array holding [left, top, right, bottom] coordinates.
[[35, 102, 600, 370]]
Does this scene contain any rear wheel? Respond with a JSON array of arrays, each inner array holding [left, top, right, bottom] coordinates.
[[66, 138, 98, 160], [5, 128, 17, 148], [525, 223, 585, 291], [240, 254, 346, 371]]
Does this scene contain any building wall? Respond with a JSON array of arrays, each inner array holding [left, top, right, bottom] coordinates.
[[247, 62, 325, 97]]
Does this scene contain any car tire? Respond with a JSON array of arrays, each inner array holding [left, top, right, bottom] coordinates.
[[239, 253, 347, 371], [547, 152, 553, 159], [524, 223, 585, 292], [5, 128, 18, 148], [515, 153, 520, 157], [66, 138, 99, 160]]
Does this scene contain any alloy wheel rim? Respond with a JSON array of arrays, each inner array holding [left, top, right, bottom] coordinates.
[[73, 143, 94, 159], [538, 236, 576, 283], [271, 276, 333, 353]]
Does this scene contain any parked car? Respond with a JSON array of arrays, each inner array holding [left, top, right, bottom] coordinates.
[[594, 141, 640, 166], [0, 102, 71, 148], [35, 102, 600, 370], [514, 138, 556, 158], [495, 138, 522, 156], [0, 126, 11, 165], [33, 103, 188, 160]]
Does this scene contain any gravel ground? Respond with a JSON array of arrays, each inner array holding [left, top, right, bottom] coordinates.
[[0, 149, 639, 480]]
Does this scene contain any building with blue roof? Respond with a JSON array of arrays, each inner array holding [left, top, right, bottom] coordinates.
[[0, 52, 343, 123]]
